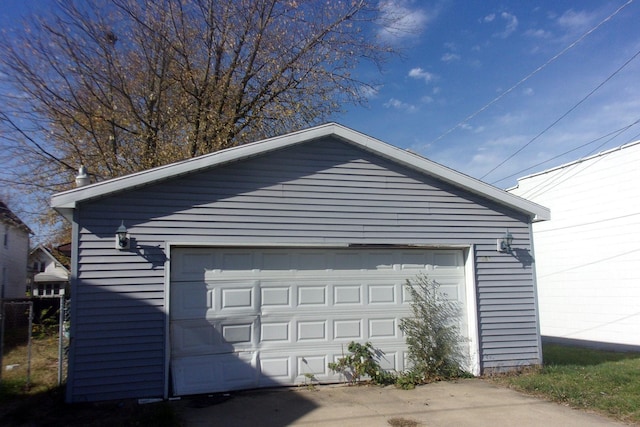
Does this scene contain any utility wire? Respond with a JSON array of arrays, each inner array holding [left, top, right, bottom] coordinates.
[[491, 117, 640, 186], [426, 0, 635, 148], [482, 46, 640, 181], [513, 121, 640, 200], [513, 115, 640, 199]]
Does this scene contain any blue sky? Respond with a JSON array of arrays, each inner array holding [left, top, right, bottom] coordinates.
[[2, 0, 639, 192], [335, 0, 640, 188]]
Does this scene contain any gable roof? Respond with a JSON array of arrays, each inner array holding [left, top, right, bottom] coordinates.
[[30, 245, 71, 272], [0, 200, 33, 234], [51, 123, 550, 222]]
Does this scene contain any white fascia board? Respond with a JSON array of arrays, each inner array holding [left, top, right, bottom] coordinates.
[[51, 122, 550, 222]]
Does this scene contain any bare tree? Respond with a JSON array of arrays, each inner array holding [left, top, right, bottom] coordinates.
[[0, 0, 394, 194]]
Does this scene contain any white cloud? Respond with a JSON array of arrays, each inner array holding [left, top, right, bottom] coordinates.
[[482, 11, 518, 38], [556, 9, 595, 31], [408, 67, 436, 83], [483, 13, 496, 23], [523, 87, 534, 96], [498, 12, 518, 38], [384, 98, 417, 112], [358, 84, 381, 99], [441, 52, 461, 62], [377, 0, 432, 42], [524, 28, 552, 39]]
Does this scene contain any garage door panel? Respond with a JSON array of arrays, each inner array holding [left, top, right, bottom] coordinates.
[[296, 320, 327, 342], [368, 284, 397, 304], [333, 319, 363, 340], [171, 317, 258, 356], [170, 282, 213, 320], [170, 247, 467, 396], [298, 355, 328, 378], [433, 252, 463, 269], [259, 356, 291, 385], [221, 287, 254, 309], [297, 286, 327, 306], [221, 252, 254, 270], [368, 318, 398, 339], [172, 352, 257, 395], [261, 322, 291, 342], [171, 320, 219, 356], [261, 286, 291, 307], [170, 251, 215, 282], [333, 285, 362, 304]]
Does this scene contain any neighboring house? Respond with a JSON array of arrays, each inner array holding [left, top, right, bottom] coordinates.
[[0, 201, 32, 299], [28, 245, 70, 298], [509, 141, 640, 350], [51, 123, 549, 403]]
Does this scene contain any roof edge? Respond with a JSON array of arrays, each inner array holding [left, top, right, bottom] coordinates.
[[516, 139, 640, 184], [51, 123, 550, 222]]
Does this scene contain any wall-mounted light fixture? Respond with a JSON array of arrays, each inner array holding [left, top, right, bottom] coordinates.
[[497, 230, 513, 253], [115, 221, 130, 250]]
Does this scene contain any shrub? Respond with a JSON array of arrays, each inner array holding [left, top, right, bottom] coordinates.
[[399, 274, 468, 384], [328, 341, 396, 385]]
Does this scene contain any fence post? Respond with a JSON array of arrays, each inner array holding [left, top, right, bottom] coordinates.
[[58, 292, 65, 385], [0, 300, 4, 384], [27, 301, 33, 390]]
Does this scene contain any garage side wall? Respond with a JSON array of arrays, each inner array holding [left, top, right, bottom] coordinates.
[[68, 137, 539, 402]]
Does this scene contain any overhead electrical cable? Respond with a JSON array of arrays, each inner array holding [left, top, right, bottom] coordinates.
[[492, 117, 640, 187], [426, 0, 635, 148], [482, 45, 640, 181], [511, 123, 640, 200]]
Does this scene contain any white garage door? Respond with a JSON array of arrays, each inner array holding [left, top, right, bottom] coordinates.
[[170, 247, 467, 396]]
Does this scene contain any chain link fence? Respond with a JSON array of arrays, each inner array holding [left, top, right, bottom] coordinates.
[[0, 296, 70, 392]]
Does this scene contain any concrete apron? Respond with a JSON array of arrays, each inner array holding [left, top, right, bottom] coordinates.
[[174, 378, 624, 427]]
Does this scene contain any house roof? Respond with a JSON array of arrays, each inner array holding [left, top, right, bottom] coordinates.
[[51, 123, 550, 222], [30, 245, 71, 273], [0, 200, 33, 234]]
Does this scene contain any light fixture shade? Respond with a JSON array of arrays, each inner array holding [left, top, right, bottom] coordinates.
[[504, 231, 513, 246], [497, 230, 513, 253], [115, 221, 130, 250]]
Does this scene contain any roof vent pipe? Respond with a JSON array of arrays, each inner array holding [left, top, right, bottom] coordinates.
[[75, 165, 90, 187]]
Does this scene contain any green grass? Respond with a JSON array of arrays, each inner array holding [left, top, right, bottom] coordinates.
[[495, 344, 640, 424]]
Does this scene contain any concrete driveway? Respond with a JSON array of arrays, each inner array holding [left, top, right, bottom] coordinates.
[[174, 379, 626, 426]]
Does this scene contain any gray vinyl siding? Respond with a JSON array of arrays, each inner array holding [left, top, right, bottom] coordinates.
[[68, 136, 540, 402]]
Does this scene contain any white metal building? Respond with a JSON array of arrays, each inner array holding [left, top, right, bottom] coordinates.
[[509, 141, 640, 349]]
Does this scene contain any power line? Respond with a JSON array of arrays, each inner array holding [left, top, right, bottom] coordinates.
[[482, 45, 640, 181], [513, 120, 640, 200], [491, 117, 640, 187], [426, 0, 635, 148], [535, 212, 640, 234]]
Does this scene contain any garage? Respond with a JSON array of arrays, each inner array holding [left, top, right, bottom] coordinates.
[[52, 123, 549, 402], [170, 247, 469, 396]]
